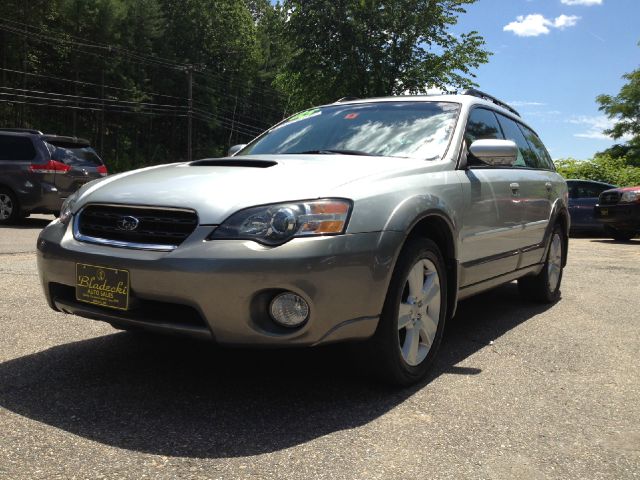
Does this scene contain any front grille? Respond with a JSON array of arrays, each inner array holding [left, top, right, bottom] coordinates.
[[77, 204, 198, 248], [599, 191, 621, 205]]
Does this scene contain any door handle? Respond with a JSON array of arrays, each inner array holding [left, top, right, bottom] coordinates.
[[545, 182, 552, 191], [510, 182, 520, 196]]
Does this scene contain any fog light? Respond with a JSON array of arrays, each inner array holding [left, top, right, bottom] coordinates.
[[269, 292, 309, 328]]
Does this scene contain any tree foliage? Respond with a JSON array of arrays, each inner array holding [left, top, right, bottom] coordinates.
[[554, 155, 640, 187], [276, 0, 490, 110], [596, 47, 640, 165], [0, 0, 490, 170]]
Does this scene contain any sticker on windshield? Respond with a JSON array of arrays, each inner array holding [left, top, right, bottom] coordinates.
[[344, 113, 359, 120], [284, 108, 322, 125]]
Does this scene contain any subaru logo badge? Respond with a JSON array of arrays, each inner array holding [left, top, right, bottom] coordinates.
[[117, 215, 140, 231]]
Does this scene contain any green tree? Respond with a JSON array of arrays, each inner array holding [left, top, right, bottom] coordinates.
[[596, 50, 640, 165], [274, 0, 490, 110], [554, 155, 640, 187]]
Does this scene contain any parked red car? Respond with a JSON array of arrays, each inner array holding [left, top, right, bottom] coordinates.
[[594, 186, 640, 241]]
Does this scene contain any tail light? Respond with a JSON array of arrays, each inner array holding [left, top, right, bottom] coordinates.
[[29, 160, 71, 174], [96, 164, 108, 176]]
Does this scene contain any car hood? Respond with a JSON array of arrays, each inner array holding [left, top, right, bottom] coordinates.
[[75, 155, 422, 224]]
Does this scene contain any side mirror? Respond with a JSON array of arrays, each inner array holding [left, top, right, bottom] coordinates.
[[469, 139, 518, 167], [227, 144, 247, 157]]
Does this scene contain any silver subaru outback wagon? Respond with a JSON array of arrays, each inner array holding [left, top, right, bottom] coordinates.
[[36, 90, 569, 385]]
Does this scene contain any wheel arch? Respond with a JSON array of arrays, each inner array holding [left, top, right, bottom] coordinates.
[[401, 211, 459, 319]]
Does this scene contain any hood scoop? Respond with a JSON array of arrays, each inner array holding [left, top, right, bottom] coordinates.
[[189, 158, 277, 168]]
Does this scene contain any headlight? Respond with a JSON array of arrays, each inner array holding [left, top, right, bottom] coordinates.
[[59, 192, 79, 224], [620, 190, 640, 203], [210, 199, 352, 245]]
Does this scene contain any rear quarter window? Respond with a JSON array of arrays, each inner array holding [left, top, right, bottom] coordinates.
[[0, 135, 37, 161], [495, 114, 540, 169], [518, 124, 555, 170]]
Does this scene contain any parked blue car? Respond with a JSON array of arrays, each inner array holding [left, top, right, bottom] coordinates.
[[567, 179, 616, 233]]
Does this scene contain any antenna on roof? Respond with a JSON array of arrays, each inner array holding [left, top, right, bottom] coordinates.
[[462, 89, 520, 117]]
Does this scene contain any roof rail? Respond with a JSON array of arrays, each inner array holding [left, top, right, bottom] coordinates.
[[335, 96, 360, 103], [0, 127, 43, 135], [462, 89, 520, 117], [43, 134, 91, 146]]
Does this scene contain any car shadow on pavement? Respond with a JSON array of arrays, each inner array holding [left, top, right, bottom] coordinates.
[[589, 239, 639, 244], [0, 283, 552, 459], [0, 217, 52, 230]]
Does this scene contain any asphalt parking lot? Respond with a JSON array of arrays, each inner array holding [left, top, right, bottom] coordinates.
[[0, 216, 639, 480]]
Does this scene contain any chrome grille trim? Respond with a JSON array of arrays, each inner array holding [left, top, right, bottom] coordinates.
[[72, 204, 199, 252]]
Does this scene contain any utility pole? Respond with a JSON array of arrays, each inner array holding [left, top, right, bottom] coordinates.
[[187, 65, 193, 162], [100, 67, 105, 155]]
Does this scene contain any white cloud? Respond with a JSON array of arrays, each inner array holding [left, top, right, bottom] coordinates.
[[508, 100, 547, 107], [553, 14, 580, 29], [568, 115, 630, 141], [561, 0, 602, 6], [503, 14, 580, 37]]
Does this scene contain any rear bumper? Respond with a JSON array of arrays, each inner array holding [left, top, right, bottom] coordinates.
[[37, 219, 403, 346], [594, 203, 640, 229]]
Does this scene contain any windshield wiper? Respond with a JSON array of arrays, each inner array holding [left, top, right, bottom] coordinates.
[[290, 149, 377, 156]]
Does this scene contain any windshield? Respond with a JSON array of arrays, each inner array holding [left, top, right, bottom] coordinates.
[[240, 101, 460, 160], [46, 143, 103, 167]]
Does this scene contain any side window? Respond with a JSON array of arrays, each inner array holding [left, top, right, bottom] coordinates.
[[519, 124, 554, 170], [0, 135, 37, 161], [495, 114, 538, 168], [465, 108, 504, 146], [575, 183, 610, 199]]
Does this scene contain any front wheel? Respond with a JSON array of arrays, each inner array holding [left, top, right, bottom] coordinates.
[[518, 224, 564, 303], [604, 225, 636, 242], [369, 238, 448, 386]]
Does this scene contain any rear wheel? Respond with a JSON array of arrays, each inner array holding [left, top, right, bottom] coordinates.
[[518, 224, 564, 303], [0, 188, 20, 225], [370, 238, 447, 386], [604, 225, 636, 242]]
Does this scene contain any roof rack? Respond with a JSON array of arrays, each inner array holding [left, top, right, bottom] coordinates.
[[462, 89, 520, 117], [0, 128, 43, 135], [335, 96, 360, 103]]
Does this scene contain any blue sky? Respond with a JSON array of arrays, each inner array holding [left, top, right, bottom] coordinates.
[[454, 0, 640, 159]]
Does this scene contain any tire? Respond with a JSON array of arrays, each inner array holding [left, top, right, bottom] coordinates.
[[369, 237, 448, 386], [0, 188, 20, 225], [604, 225, 636, 242], [518, 224, 564, 303]]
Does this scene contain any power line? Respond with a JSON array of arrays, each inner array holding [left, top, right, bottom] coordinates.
[[0, 86, 186, 110], [0, 98, 188, 117], [0, 20, 189, 70], [0, 90, 264, 136], [0, 66, 191, 102]]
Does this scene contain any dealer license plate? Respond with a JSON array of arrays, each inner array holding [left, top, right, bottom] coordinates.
[[76, 263, 130, 310]]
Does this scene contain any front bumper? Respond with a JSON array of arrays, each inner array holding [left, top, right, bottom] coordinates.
[[37, 220, 403, 346], [594, 203, 640, 229]]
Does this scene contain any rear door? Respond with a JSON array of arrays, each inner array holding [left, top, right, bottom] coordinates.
[[47, 142, 106, 197], [457, 107, 523, 286], [495, 114, 552, 252]]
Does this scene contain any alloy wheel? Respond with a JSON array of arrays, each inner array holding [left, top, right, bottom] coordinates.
[[0, 194, 13, 220], [397, 259, 441, 367], [547, 233, 562, 292]]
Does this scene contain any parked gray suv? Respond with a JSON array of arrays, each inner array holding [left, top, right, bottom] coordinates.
[[0, 129, 107, 224], [36, 90, 569, 385]]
